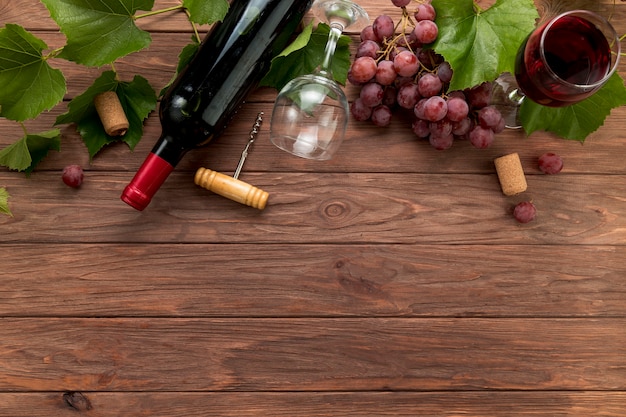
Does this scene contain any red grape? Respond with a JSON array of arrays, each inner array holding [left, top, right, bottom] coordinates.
[[393, 50, 420, 77], [392, 0, 411, 7], [538, 152, 564, 174], [350, 98, 372, 121], [446, 97, 469, 122], [414, 3, 436, 21], [468, 126, 495, 149], [413, 20, 438, 44], [350, 56, 377, 84], [360, 82, 384, 108], [375, 60, 397, 85], [373, 15, 395, 41], [513, 201, 537, 223], [422, 96, 448, 122], [371, 105, 393, 127], [62, 165, 84, 188], [417, 72, 443, 97]]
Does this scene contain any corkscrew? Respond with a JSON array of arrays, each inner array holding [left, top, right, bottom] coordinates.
[[194, 112, 269, 210]]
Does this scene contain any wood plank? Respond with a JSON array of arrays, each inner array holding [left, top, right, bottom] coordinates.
[[3, 103, 626, 178], [1, 391, 625, 417], [3, 102, 626, 176], [0, 243, 623, 318], [2, 172, 625, 244], [0, 318, 624, 391]]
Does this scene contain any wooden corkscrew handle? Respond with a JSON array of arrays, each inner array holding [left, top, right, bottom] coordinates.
[[194, 167, 269, 210]]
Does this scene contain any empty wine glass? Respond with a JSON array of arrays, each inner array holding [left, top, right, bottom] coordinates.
[[491, 9, 621, 128], [270, 0, 369, 160]]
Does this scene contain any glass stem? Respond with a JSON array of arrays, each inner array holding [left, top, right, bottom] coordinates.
[[318, 24, 343, 78]]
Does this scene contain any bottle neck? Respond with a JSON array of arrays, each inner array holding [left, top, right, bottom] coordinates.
[[151, 134, 192, 166], [120, 152, 175, 211], [121, 134, 186, 211]]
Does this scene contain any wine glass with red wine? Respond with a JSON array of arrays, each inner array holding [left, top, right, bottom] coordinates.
[[491, 9, 621, 128], [270, 0, 369, 160]]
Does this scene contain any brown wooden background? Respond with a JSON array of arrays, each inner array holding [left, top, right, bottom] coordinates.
[[1, 0, 625, 415]]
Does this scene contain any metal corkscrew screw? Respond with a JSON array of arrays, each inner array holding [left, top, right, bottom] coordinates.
[[194, 112, 269, 210]]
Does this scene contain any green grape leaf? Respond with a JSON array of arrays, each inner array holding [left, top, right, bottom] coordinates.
[[431, 0, 538, 91], [56, 71, 157, 158], [0, 24, 66, 121], [0, 129, 61, 174], [0, 187, 12, 217], [519, 72, 626, 141], [260, 23, 352, 91], [183, 0, 229, 25], [160, 38, 201, 97], [40, 0, 154, 66]]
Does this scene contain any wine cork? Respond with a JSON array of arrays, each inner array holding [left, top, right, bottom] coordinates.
[[494, 153, 527, 196], [94, 91, 129, 136]]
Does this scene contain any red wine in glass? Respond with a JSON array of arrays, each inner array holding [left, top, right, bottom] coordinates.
[[515, 10, 619, 107]]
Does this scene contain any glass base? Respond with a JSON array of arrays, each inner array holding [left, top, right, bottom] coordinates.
[[312, 0, 370, 30]]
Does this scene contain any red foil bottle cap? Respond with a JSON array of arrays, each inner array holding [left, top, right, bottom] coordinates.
[[121, 153, 175, 211]]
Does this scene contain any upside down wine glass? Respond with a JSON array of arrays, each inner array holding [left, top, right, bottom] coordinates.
[[270, 0, 369, 160], [491, 9, 621, 128]]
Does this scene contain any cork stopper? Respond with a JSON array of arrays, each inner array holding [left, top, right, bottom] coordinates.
[[494, 153, 528, 196], [94, 91, 129, 136]]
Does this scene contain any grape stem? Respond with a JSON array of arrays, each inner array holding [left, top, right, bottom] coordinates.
[[134, 5, 185, 19]]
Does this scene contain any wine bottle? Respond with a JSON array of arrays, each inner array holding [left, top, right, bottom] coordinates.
[[121, 0, 313, 210]]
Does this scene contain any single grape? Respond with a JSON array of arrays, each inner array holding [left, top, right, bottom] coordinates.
[[393, 50, 420, 77], [392, 0, 411, 7], [373, 15, 395, 41], [493, 117, 506, 134], [350, 56, 378, 84], [478, 106, 503, 130], [422, 96, 448, 122], [513, 201, 537, 223], [350, 98, 373, 121], [375, 60, 398, 86], [414, 98, 427, 120], [418, 72, 443, 97], [414, 3, 437, 21], [62, 165, 84, 188], [356, 40, 381, 59], [413, 20, 439, 44], [429, 119, 453, 137], [446, 97, 469, 122], [412, 118, 430, 138], [429, 133, 454, 150], [538, 152, 564, 174], [360, 25, 377, 42], [371, 105, 393, 127], [436, 61, 453, 83], [397, 83, 421, 109], [360, 82, 384, 108], [465, 82, 492, 109], [451, 117, 473, 136], [468, 125, 495, 149]]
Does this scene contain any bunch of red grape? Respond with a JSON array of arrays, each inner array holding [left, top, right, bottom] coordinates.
[[348, 0, 505, 150]]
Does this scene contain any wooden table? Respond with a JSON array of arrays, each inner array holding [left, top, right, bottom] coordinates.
[[1, 0, 625, 415]]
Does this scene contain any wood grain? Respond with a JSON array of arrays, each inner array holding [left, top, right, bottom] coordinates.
[[1, 392, 625, 417], [0, 243, 624, 317], [1, 0, 625, 416], [1, 318, 625, 391]]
